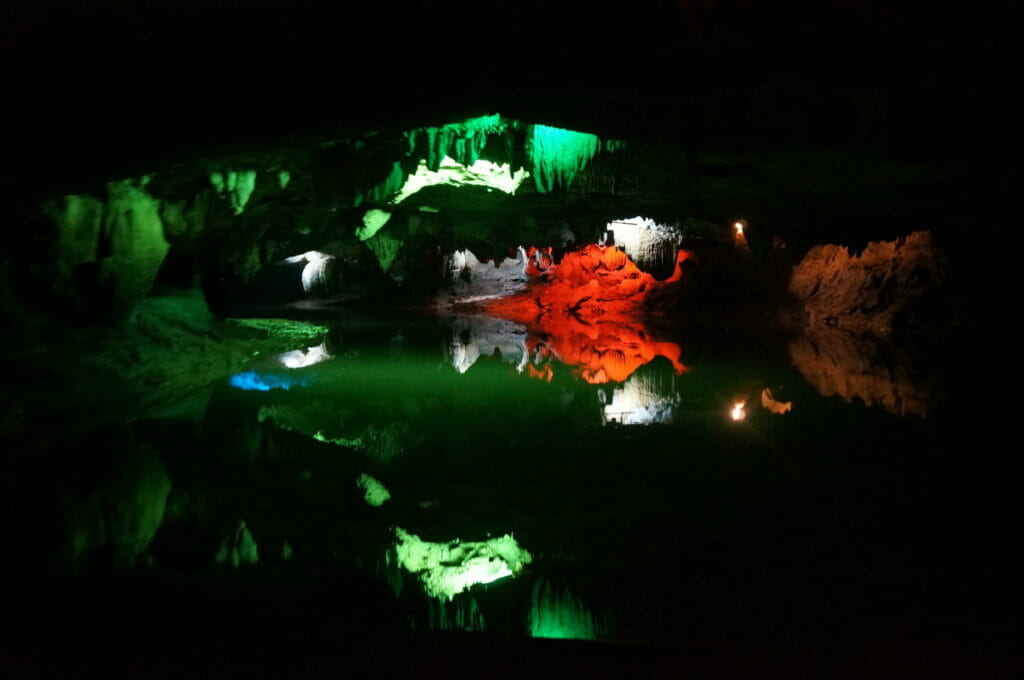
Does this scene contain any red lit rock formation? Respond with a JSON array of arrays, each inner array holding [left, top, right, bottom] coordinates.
[[486, 244, 689, 326], [484, 244, 690, 384]]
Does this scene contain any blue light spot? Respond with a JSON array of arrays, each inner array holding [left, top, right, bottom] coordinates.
[[229, 371, 313, 391]]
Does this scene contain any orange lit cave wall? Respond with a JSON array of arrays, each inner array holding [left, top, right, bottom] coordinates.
[[485, 244, 691, 384]]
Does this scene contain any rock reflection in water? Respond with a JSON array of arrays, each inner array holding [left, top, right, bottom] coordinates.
[[447, 316, 528, 374], [787, 231, 949, 418], [448, 314, 684, 387], [600, 371, 680, 425], [789, 326, 936, 417]]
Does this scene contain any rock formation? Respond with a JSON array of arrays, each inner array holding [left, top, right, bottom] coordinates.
[[788, 231, 948, 335]]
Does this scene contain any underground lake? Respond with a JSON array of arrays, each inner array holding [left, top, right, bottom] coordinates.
[[2, 5, 1020, 673]]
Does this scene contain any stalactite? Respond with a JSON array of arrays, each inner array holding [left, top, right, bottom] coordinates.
[[527, 124, 602, 193]]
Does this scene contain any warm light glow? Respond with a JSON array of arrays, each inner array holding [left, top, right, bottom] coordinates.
[[733, 221, 749, 249], [730, 400, 746, 421], [761, 387, 793, 414]]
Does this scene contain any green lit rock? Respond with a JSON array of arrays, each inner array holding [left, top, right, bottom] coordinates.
[[214, 519, 259, 567], [277, 169, 291, 189], [528, 124, 601, 193], [102, 179, 171, 312], [210, 169, 257, 214], [428, 596, 486, 632], [406, 113, 507, 171], [44, 194, 103, 285], [356, 473, 391, 507], [354, 162, 406, 207], [394, 527, 532, 601], [358, 208, 392, 241], [45, 179, 170, 314], [312, 430, 364, 448], [227, 318, 328, 342], [528, 580, 597, 640], [64, 439, 172, 570], [365, 231, 402, 272]]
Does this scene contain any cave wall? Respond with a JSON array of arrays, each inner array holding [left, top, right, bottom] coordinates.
[[16, 115, 694, 321]]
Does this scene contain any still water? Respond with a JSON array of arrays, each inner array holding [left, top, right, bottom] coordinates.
[[10, 305, 1008, 662], [145, 311, 960, 642]]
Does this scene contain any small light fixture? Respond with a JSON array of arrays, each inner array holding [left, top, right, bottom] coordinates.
[[734, 221, 744, 236], [730, 400, 746, 421]]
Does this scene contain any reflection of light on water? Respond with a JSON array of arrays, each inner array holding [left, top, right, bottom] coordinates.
[[277, 342, 332, 369], [448, 317, 528, 374], [733, 220, 749, 249], [761, 387, 793, 414], [730, 400, 747, 421], [394, 527, 532, 601], [601, 373, 679, 425], [229, 371, 312, 391]]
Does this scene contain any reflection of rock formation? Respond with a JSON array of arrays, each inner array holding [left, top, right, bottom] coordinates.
[[788, 232, 948, 417], [788, 231, 948, 334], [257, 404, 405, 461], [600, 371, 680, 425], [394, 527, 532, 602], [214, 519, 259, 568], [789, 327, 935, 417], [760, 388, 792, 414], [447, 313, 683, 385], [529, 579, 599, 640], [447, 316, 528, 374], [527, 323, 684, 384], [277, 342, 332, 369], [63, 438, 172, 569]]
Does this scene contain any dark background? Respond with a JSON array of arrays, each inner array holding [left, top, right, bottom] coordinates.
[[3, 0, 1019, 195]]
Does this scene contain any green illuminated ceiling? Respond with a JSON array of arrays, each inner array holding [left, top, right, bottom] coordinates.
[[528, 124, 601, 194], [356, 114, 623, 213]]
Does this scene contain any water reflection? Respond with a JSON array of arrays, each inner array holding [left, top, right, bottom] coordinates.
[[277, 341, 332, 369], [38, 310, 958, 650], [789, 326, 938, 417], [600, 372, 680, 425], [448, 314, 684, 386]]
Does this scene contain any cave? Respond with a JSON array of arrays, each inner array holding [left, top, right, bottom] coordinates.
[[1, 2, 1020, 677]]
